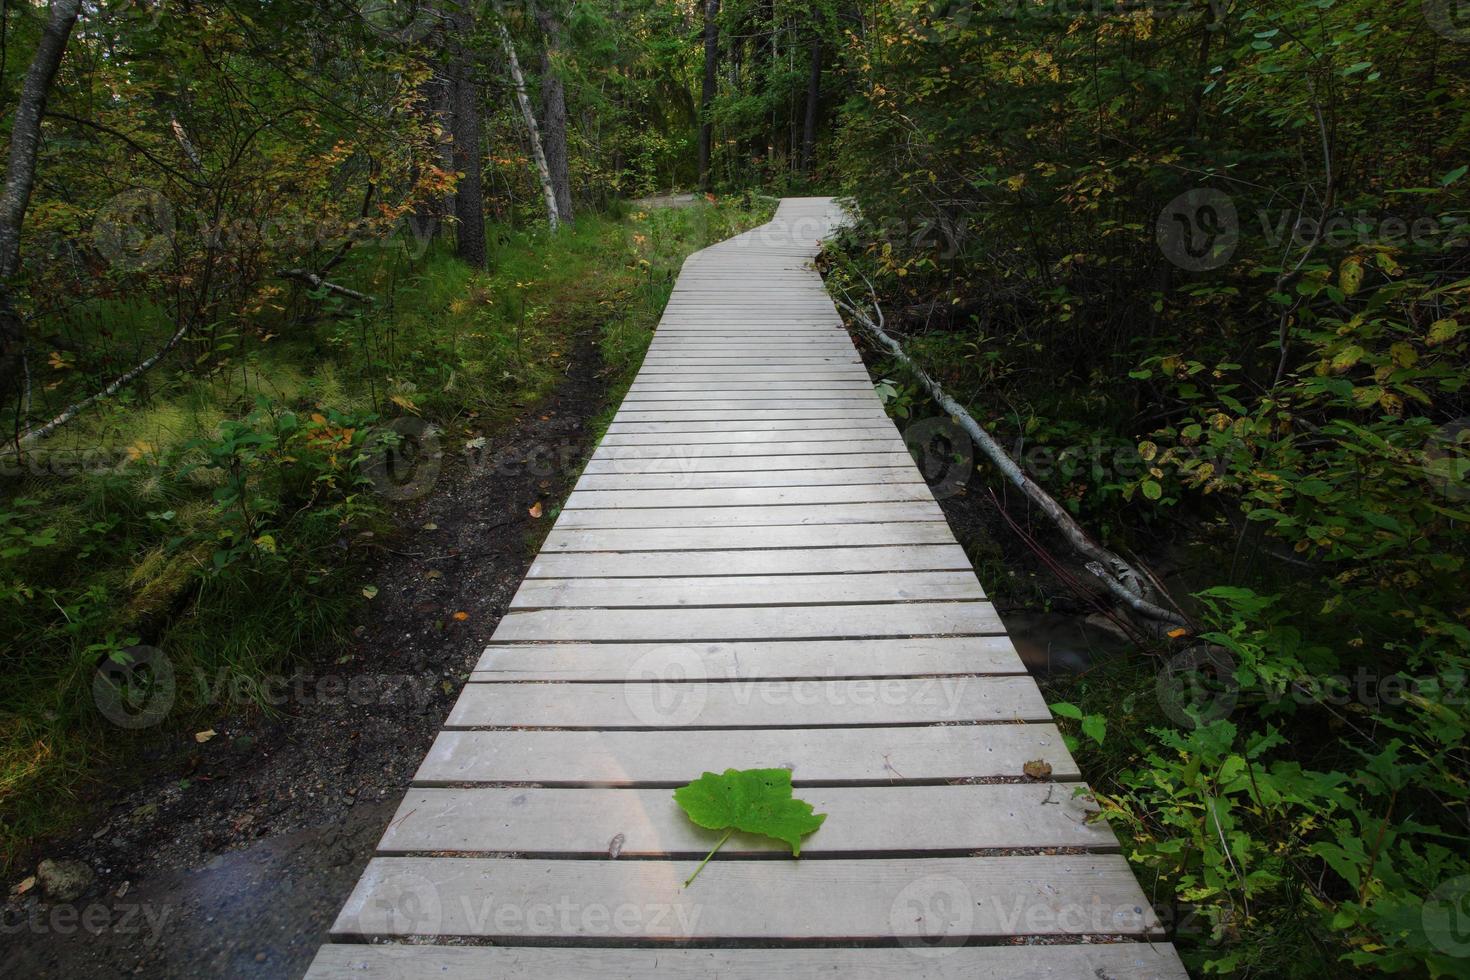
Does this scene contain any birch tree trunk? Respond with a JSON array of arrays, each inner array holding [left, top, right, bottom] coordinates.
[[1, 0, 82, 430], [496, 13, 560, 231]]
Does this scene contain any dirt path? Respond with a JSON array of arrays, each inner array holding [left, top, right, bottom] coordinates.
[[0, 330, 610, 978]]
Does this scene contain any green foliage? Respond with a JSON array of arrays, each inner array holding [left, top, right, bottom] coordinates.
[[674, 767, 827, 885], [826, 0, 1470, 974]]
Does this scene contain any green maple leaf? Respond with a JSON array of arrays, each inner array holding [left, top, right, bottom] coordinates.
[[673, 768, 827, 887]]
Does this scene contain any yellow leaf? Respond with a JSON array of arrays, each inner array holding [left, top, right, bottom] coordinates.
[[1167, 628, 1189, 639], [528, 501, 544, 519], [390, 394, 419, 413], [194, 729, 217, 744], [1338, 256, 1363, 296]]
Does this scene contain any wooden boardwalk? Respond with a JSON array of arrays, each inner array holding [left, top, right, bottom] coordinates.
[[305, 199, 1188, 978]]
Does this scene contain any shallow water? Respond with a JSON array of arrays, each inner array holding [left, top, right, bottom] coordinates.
[[1000, 609, 1135, 676]]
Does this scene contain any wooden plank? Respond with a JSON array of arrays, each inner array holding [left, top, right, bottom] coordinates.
[[589, 441, 908, 459], [564, 484, 934, 508], [579, 452, 917, 474], [490, 601, 1003, 642], [573, 468, 923, 490], [605, 419, 893, 433], [471, 637, 1025, 681], [509, 571, 982, 608], [444, 676, 1047, 728], [612, 410, 888, 422], [550, 501, 944, 530], [330, 855, 1160, 941], [415, 724, 1077, 785], [542, 522, 957, 552], [376, 784, 1115, 855], [308, 943, 1189, 980], [526, 544, 969, 578]]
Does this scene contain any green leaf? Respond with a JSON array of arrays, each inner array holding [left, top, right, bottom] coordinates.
[[1082, 714, 1107, 745], [674, 768, 827, 885], [1051, 701, 1083, 720], [1142, 479, 1163, 500]]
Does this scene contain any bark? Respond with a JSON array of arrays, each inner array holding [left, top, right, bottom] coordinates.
[[278, 268, 377, 304], [12, 320, 189, 448], [801, 30, 822, 175], [447, 1, 487, 268], [496, 15, 560, 231], [534, 5, 574, 223], [833, 284, 1190, 631], [697, 0, 721, 191], [1, 0, 82, 426]]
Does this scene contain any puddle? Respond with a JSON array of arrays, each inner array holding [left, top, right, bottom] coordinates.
[[1000, 609, 1135, 676]]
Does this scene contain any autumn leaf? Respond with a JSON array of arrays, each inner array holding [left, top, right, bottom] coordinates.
[[528, 501, 543, 518]]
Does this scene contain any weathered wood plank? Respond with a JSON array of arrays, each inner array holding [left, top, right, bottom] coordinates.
[[307, 943, 1189, 980], [572, 467, 923, 490], [490, 601, 1003, 642], [541, 522, 958, 552], [376, 784, 1114, 855], [563, 483, 934, 508], [330, 855, 1160, 941], [415, 724, 1075, 785], [526, 544, 968, 578], [509, 571, 982, 608], [444, 676, 1047, 728], [471, 636, 1024, 680], [579, 453, 917, 475], [550, 501, 944, 530]]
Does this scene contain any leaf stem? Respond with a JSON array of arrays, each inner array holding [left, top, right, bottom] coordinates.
[[684, 828, 734, 887]]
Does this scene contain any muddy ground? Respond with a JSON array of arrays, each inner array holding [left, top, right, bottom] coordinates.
[[0, 329, 610, 979]]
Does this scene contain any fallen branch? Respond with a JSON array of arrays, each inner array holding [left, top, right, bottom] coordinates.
[[833, 281, 1190, 631], [278, 268, 376, 305], [11, 319, 189, 447]]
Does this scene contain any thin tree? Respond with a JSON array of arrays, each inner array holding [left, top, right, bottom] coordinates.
[[447, 0, 487, 268], [697, 0, 721, 192], [801, 15, 823, 176], [1, 0, 83, 433], [496, 4, 560, 231], [534, 2, 574, 224]]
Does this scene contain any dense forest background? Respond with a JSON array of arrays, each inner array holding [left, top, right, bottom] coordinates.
[[2, 0, 1469, 976]]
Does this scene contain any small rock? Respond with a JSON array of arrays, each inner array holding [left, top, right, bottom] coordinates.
[[36, 858, 94, 903]]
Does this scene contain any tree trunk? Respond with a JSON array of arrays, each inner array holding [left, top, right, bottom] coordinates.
[[447, 2, 487, 268], [534, 5, 574, 224], [0, 0, 82, 428], [496, 10, 560, 231], [801, 31, 822, 175], [697, 0, 721, 192]]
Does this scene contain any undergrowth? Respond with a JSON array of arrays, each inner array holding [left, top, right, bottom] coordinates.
[[0, 198, 770, 869]]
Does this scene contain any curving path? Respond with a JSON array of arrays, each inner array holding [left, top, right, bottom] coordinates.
[[304, 198, 1188, 979]]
